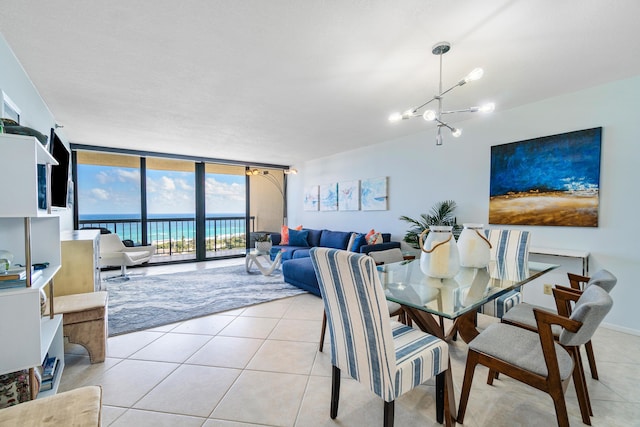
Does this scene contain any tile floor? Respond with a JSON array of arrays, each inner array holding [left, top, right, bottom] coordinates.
[[60, 260, 640, 426]]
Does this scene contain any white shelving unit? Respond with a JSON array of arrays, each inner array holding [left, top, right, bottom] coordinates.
[[0, 133, 64, 398]]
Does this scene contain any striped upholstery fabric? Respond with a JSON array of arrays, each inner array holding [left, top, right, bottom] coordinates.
[[478, 229, 530, 318], [310, 247, 448, 402]]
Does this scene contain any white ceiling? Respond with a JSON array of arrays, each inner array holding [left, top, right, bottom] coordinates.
[[1, 0, 639, 166]]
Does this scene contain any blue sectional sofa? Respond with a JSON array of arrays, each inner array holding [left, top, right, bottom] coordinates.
[[269, 228, 400, 296]]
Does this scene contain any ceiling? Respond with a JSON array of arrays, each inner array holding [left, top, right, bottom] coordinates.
[[1, 1, 639, 166]]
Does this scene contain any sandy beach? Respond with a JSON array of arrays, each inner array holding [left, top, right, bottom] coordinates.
[[489, 191, 598, 227]]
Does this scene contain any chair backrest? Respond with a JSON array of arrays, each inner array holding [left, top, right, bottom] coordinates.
[[559, 285, 613, 346], [367, 248, 404, 265], [586, 269, 617, 293], [310, 247, 396, 400], [100, 234, 125, 253], [486, 229, 530, 281]]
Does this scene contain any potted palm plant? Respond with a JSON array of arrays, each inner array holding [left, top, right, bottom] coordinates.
[[399, 200, 462, 250]]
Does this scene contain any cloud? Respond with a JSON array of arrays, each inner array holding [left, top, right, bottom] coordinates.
[[96, 171, 111, 185], [160, 176, 176, 191], [91, 188, 110, 200], [116, 169, 140, 182]]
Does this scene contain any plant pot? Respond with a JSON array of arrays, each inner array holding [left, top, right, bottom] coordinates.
[[255, 241, 272, 254]]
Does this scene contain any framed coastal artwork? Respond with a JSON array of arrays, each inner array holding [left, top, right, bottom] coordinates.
[[361, 176, 388, 211], [489, 127, 602, 227], [319, 182, 338, 211], [303, 185, 319, 211], [338, 180, 360, 211]]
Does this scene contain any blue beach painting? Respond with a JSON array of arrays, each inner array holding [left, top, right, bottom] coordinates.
[[361, 176, 388, 211], [489, 127, 602, 227]]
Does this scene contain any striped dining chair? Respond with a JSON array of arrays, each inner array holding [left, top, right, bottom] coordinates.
[[309, 247, 454, 427], [478, 229, 530, 318]]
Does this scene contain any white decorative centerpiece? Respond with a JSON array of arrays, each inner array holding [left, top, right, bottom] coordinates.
[[419, 226, 460, 278], [457, 223, 492, 268], [254, 234, 272, 254]]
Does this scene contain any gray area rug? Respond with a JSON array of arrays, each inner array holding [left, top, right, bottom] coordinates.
[[105, 265, 306, 336]]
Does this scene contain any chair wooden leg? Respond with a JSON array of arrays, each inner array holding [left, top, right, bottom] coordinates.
[[549, 386, 571, 427], [319, 311, 327, 352], [573, 346, 593, 416], [570, 347, 592, 425], [487, 369, 496, 385], [585, 340, 599, 380], [457, 350, 479, 424], [331, 365, 340, 419], [384, 400, 394, 427]]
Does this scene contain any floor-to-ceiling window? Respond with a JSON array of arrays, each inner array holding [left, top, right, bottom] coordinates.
[[75, 151, 143, 242], [73, 148, 260, 264], [146, 157, 196, 260], [204, 164, 246, 257]]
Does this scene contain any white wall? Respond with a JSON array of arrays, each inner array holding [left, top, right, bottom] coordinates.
[[0, 34, 73, 230], [288, 75, 640, 334]]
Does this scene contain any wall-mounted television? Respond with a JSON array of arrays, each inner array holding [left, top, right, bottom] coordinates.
[[49, 130, 71, 208]]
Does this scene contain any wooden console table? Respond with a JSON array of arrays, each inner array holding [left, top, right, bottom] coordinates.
[[529, 246, 589, 275]]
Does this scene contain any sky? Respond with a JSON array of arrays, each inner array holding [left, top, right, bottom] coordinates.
[[77, 164, 246, 215]]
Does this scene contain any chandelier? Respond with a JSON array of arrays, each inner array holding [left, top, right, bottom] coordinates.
[[388, 41, 495, 146]]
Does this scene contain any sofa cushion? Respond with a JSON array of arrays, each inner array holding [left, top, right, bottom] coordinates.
[[292, 248, 312, 258], [319, 230, 352, 249], [288, 229, 310, 247], [350, 233, 367, 251], [280, 225, 303, 245], [282, 258, 321, 296], [304, 228, 323, 247], [273, 246, 306, 261]]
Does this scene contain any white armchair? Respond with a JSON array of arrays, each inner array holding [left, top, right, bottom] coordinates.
[[99, 234, 155, 279]]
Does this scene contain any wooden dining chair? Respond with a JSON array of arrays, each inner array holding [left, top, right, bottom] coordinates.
[[310, 247, 456, 427], [502, 269, 617, 380], [457, 285, 613, 427]]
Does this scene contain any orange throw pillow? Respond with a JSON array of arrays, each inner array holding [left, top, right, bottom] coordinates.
[[280, 225, 302, 245]]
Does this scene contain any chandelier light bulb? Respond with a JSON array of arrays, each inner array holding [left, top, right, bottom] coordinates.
[[422, 110, 436, 121], [479, 102, 495, 113], [388, 112, 403, 122], [452, 128, 462, 138], [464, 67, 484, 83], [402, 109, 416, 119]]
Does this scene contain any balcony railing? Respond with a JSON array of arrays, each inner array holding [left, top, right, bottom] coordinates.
[[78, 216, 255, 261]]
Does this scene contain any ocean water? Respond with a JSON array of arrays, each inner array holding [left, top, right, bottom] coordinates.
[[79, 213, 247, 243]]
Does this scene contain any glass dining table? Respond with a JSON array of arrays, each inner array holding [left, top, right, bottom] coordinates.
[[376, 257, 557, 424], [377, 258, 559, 343]]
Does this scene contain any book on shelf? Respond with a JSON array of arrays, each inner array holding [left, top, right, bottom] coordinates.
[[39, 379, 53, 391], [0, 268, 43, 287], [42, 355, 58, 381]]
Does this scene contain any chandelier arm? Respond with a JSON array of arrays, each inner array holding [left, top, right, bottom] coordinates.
[[441, 108, 476, 114], [413, 96, 438, 112], [434, 117, 455, 132]]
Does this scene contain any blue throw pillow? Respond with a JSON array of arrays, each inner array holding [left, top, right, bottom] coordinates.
[[288, 229, 310, 247], [350, 233, 367, 252]]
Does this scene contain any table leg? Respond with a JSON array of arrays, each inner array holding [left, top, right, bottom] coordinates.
[[246, 252, 282, 276], [455, 311, 481, 343]]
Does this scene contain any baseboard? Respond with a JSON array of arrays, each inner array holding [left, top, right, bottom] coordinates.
[[600, 322, 640, 336]]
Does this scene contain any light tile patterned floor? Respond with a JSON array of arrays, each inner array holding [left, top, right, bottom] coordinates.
[[61, 260, 640, 426]]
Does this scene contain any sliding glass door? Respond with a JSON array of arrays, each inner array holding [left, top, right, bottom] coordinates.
[[204, 164, 246, 258], [145, 158, 196, 261]]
